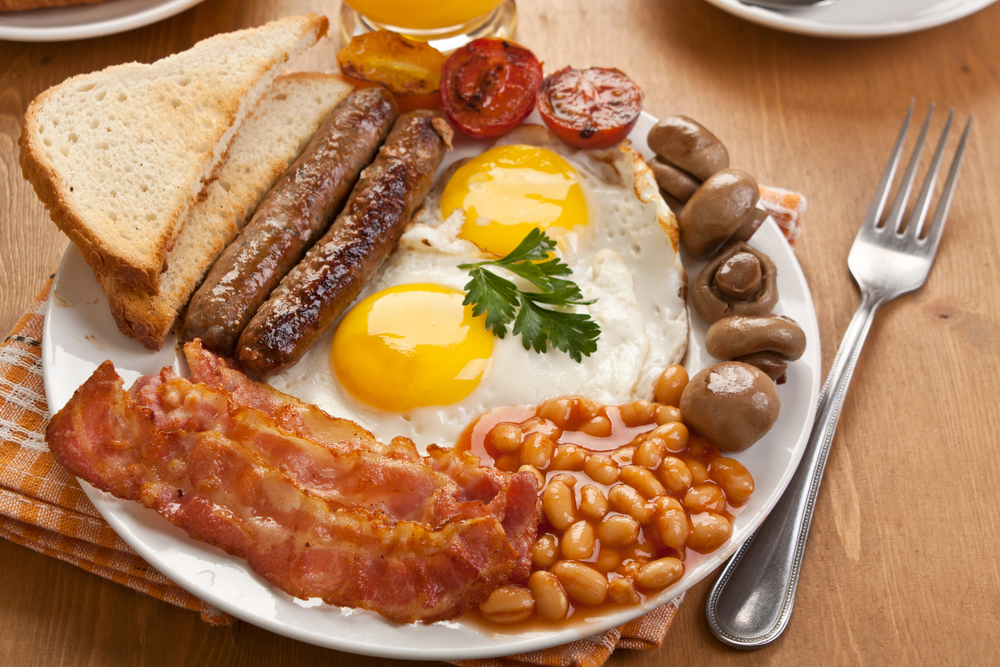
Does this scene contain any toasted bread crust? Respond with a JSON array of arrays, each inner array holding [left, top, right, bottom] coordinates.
[[18, 14, 329, 297], [101, 73, 355, 350]]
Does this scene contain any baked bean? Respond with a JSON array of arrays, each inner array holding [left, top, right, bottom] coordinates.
[[532, 534, 559, 569], [583, 454, 620, 484], [580, 415, 613, 437], [579, 484, 609, 521], [562, 520, 596, 560], [598, 514, 640, 547], [518, 464, 545, 489], [619, 400, 656, 427], [613, 446, 636, 466], [608, 577, 641, 605], [479, 585, 535, 623], [657, 456, 693, 494], [652, 495, 684, 514], [654, 365, 689, 407], [542, 480, 577, 530], [709, 457, 755, 506], [655, 507, 689, 550], [539, 397, 574, 428], [647, 422, 689, 451], [494, 454, 520, 472], [688, 512, 732, 554], [636, 557, 684, 591], [528, 571, 569, 621], [621, 465, 667, 499], [634, 437, 667, 469], [633, 539, 657, 560], [549, 473, 577, 488], [619, 559, 644, 581], [552, 444, 588, 471], [685, 458, 710, 484], [521, 433, 556, 468], [596, 547, 622, 572], [576, 397, 600, 422], [488, 422, 522, 453], [686, 432, 713, 457], [683, 483, 727, 514], [552, 561, 608, 606], [609, 484, 654, 524], [654, 404, 683, 425]]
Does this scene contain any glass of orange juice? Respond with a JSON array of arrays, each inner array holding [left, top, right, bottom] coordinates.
[[340, 0, 516, 52]]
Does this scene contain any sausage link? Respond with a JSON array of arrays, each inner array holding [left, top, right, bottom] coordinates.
[[236, 110, 452, 377], [183, 87, 399, 356]]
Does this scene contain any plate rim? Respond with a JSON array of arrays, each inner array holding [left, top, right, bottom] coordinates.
[[0, 0, 206, 42], [40, 110, 822, 659], [701, 0, 999, 38]]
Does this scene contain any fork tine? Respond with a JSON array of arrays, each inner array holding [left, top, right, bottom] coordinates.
[[863, 99, 914, 229], [905, 108, 953, 239], [920, 114, 972, 255], [885, 104, 933, 233]]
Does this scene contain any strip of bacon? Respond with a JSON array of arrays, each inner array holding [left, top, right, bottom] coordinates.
[[180, 339, 539, 576], [181, 339, 419, 459], [47, 362, 530, 623]]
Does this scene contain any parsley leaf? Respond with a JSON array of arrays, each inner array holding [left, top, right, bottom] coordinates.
[[458, 229, 601, 362]]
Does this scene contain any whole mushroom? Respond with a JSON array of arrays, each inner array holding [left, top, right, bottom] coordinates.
[[691, 241, 779, 323], [679, 362, 780, 453], [645, 116, 729, 204], [647, 116, 730, 180], [679, 170, 768, 259], [705, 314, 807, 383]]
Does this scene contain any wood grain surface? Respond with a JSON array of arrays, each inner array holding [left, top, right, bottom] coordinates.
[[3, 0, 1000, 665]]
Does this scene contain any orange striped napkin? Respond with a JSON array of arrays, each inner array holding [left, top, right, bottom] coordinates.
[[0, 277, 233, 625], [0, 187, 804, 664]]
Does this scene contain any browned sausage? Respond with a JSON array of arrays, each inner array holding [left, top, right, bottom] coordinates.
[[183, 87, 399, 356], [236, 110, 453, 377]]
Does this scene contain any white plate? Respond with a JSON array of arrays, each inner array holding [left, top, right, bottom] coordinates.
[[0, 0, 205, 42], [702, 0, 998, 38], [41, 111, 821, 660]]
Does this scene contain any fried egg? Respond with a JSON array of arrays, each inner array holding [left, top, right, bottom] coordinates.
[[268, 125, 688, 450]]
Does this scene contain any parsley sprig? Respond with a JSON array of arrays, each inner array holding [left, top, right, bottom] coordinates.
[[458, 229, 601, 362]]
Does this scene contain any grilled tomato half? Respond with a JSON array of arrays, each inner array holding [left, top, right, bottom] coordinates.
[[440, 38, 543, 139], [537, 67, 643, 149]]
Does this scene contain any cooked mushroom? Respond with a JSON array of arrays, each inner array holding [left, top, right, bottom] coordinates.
[[691, 241, 778, 323], [647, 116, 729, 180], [705, 314, 807, 383], [678, 169, 764, 259], [646, 155, 701, 203], [679, 362, 780, 453]]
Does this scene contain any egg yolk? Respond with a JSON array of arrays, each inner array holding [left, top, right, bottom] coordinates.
[[332, 284, 494, 412], [440, 144, 588, 257]]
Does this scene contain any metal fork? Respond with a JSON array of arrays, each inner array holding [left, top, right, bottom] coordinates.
[[704, 101, 972, 649]]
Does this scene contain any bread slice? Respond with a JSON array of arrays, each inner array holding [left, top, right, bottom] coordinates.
[[103, 73, 355, 351], [19, 14, 329, 297]]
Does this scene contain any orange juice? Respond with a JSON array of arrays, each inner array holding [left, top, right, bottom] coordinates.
[[343, 0, 507, 31]]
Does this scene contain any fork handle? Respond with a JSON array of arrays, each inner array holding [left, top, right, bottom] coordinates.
[[705, 288, 886, 649]]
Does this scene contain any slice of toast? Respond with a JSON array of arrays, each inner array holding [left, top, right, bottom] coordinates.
[[19, 14, 328, 297], [103, 73, 356, 351]]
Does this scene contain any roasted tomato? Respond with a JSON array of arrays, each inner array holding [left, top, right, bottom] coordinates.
[[337, 30, 445, 110], [440, 38, 543, 139], [537, 67, 644, 149]]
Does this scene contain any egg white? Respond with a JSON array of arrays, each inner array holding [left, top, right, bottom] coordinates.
[[267, 126, 688, 450]]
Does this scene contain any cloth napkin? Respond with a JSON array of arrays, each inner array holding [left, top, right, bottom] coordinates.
[[0, 185, 805, 665]]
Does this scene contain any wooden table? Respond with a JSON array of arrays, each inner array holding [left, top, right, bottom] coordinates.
[[3, 0, 999, 664]]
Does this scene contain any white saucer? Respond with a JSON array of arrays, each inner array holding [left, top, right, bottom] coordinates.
[[0, 0, 205, 42], [702, 0, 998, 38]]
